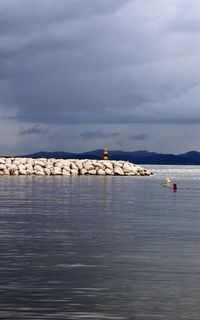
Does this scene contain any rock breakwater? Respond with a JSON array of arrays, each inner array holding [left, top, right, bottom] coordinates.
[[0, 158, 152, 176]]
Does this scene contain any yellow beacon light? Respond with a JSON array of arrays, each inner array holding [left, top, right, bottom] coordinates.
[[103, 148, 108, 160]]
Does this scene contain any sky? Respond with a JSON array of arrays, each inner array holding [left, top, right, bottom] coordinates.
[[1, 0, 200, 155]]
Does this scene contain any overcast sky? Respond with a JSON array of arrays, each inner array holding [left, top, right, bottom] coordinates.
[[1, 0, 200, 155]]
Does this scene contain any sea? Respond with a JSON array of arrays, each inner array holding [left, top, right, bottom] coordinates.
[[0, 165, 200, 320]]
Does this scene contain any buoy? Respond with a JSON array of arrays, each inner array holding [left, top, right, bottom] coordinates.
[[173, 183, 177, 192], [165, 178, 171, 184]]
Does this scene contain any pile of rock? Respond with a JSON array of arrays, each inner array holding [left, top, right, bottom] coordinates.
[[0, 158, 153, 176]]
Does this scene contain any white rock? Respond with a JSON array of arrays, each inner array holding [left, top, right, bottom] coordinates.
[[92, 161, 105, 170], [18, 158, 27, 165], [88, 169, 97, 175], [62, 165, 70, 171], [129, 163, 136, 170], [34, 165, 43, 172], [102, 161, 113, 170], [0, 157, 152, 176], [114, 166, 124, 175], [80, 168, 87, 175], [83, 162, 94, 171], [47, 159, 54, 166], [0, 164, 6, 170], [52, 167, 62, 175], [12, 170, 19, 176], [38, 158, 47, 162], [61, 160, 71, 167], [13, 159, 20, 165], [25, 163, 33, 169], [19, 169, 27, 175], [46, 164, 54, 170], [4, 168, 10, 175], [62, 169, 71, 176], [55, 162, 63, 169], [0, 158, 6, 164], [5, 159, 12, 166], [8, 164, 18, 173], [26, 168, 34, 175], [130, 169, 137, 175], [123, 162, 133, 173], [113, 161, 124, 168], [18, 164, 26, 171], [35, 171, 45, 176], [26, 164, 34, 174], [44, 168, 51, 175], [145, 170, 152, 176], [139, 168, 151, 176], [70, 162, 78, 170], [105, 168, 113, 175], [71, 169, 78, 175], [75, 160, 83, 170], [27, 158, 34, 165], [35, 160, 46, 167], [125, 172, 137, 176], [97, 168, 106, 175], [136, 168, 145, 175]]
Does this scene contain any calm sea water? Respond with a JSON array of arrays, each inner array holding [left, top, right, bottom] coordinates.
[[0, 166, 200, 319]]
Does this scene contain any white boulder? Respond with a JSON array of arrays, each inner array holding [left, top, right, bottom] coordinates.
[[44, 168, 51, 175], [62, 169, 71, 176], [0, 164, 6, 170], [52, 167, 62, 175], [114, 166, 124, 175], [80, 168, 87, 175], [97, 168, 106, 175], [83, 161, 94, 171], [71, 169, 78, 175], [4, 168, 10, 175], [75, 160, 83, 170], [0, 157, 152, 176], [103, 161, 113, 170], [88, 169, 97, 175], [0, 158, 5, 164], [105, 168, 114, 175], [123, 162, 133, 173]]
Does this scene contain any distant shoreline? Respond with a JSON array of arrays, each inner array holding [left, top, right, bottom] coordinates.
[[16, 150, 200, 165]]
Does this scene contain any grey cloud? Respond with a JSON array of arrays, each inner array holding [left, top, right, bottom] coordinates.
[[167, 1, 200, 33], [170, 18, 200, 33], [129, 133, 148, 141], [19, 125, 49, 136], [1, 0, 200, 154], [0, 0, 129, 37], [80, 129, 119, 140]]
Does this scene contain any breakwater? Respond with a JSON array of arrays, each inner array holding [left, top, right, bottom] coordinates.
[[0, 158, 152, 176]]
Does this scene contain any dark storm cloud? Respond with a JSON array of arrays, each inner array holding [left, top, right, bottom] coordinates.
[[0, 0, 133, 120], [0, 0, 129, 36], [129, 133, 148, 141], [80, 129, 119, 140], [1, 0, 200, 153]]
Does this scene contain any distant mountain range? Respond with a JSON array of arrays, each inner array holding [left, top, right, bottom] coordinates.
[[22, 150, 200, 165]]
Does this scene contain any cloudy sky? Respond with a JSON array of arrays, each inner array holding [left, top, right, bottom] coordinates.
[[1, 0, 200, 155]]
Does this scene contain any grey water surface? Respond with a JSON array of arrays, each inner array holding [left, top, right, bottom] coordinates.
[[0, 166, 200, 319]]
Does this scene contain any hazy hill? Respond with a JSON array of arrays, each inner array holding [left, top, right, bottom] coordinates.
[[21, 149, 200, 165]]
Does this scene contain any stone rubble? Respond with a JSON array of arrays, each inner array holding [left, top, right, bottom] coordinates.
[[0, 158, 153, 176]]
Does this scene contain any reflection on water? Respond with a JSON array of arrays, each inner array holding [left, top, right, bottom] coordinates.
[[0, 168, 200, 319]]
